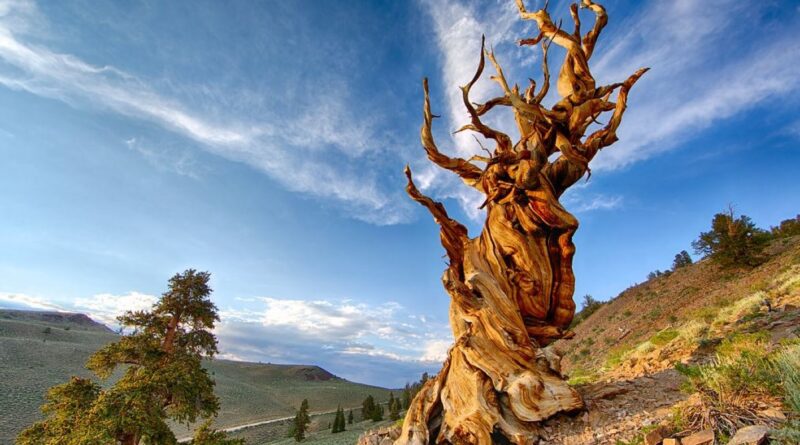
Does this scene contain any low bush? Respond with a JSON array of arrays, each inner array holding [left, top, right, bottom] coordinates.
[[674, 333, 797, 438], [649, 329, 679, 346]]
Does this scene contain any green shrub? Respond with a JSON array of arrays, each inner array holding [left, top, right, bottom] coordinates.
[[647, 308, 662, 320], [650, 329, 679, 346], [567, 367, 597, 386], [770, 215, 800, 239], [674, 333, 798, 438], [771, 343, 800, 442]]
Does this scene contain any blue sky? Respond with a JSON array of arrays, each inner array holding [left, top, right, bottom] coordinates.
[[1, 0, 799, 387]]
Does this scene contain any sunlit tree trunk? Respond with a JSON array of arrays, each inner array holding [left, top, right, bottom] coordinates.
[[398, 1, 646, 443]]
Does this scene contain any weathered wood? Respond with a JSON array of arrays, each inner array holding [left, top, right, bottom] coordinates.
[[399, 1, 646, 443]]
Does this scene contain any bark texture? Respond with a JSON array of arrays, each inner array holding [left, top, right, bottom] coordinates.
[[398, 1, 646, 443]]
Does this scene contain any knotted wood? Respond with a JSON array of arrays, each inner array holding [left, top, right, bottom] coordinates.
[[399, 1, 646, 443]]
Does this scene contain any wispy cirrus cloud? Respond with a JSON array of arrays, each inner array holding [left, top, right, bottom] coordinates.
[[0, 0, 412, 225], [589, 0, 800, 171], [125, 138, 204, 179]]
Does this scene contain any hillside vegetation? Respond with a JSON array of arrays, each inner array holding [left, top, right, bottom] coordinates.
[[556, 236, 800, 381], [538, 236, 800, 444], [0, 309, 391, 444]]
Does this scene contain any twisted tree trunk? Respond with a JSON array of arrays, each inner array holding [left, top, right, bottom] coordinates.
[[397, 1, 646, 443]]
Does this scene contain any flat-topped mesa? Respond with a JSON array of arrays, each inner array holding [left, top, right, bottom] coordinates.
[[399, 1, 646, 443]]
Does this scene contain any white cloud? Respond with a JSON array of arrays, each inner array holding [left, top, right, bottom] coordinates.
[[220, 297, 449, 354], [562, 191, 623, 213], [420, 339, 451, 362], [0, 290, 157, 327], [0, 291, 62, 310], [215, 297, 451, 385], [125, 138, 202, 179], [588, 0, 800, 170], [0, 288, 451, 385], [72, 291, 158, 326], [0, 0, 411, 225]]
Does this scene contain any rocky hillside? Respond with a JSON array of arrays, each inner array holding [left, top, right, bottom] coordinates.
[[555, 236, 800, 381], [361, 237, 800, 445], [536, 236, 800, 444]]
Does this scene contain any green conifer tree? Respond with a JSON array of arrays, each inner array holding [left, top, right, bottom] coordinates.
[[389, 395, 401, 421], [693, 208, 769, 267], [17, 270, 234, 445], [361, 395, 376, 421], [292, 399, 310, 441], [371, 403, 384, 422]]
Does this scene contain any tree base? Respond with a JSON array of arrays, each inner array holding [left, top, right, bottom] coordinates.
[[396, 302, 583, 444]]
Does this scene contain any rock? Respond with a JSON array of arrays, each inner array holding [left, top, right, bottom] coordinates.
[[358, 426, 401, 445], [758, 408, 786, 421], [728, 425, 769, 445], [644, 428, 665, 445], [589, 384, 630, 400], [682, 430, 714, 445], [663, 439, 680, 445]]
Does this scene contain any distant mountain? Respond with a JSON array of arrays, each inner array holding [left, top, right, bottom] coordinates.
[[0, 309, 392, 444], [0, 309, 115, 333]]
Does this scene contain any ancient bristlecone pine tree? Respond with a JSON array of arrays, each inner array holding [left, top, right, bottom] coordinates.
[[399, 1, 647, 443]]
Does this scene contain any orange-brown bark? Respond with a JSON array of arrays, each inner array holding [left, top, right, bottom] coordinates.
[[399, 1, 646, 443]]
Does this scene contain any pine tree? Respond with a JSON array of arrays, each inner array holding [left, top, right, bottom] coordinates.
[[389, 394, 401, 421], [371, 403, 384, 422], [693, 208, 769, 268], [331, 406, 346, 433], [401, 384, 411, 409], [387, 393, 396, 419], [672, 250, 693, 269], [17, 269, 232, 445], [771, 215, 800, 238], [292, 399, 310, 441], [361, 395, 376, 421], [347, 409, 354, 425]]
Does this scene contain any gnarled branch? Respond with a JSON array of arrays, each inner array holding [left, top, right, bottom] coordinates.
[[420, 78, 484, 189]]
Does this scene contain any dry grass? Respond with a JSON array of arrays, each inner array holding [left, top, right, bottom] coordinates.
[[672, 334, 797, 440]]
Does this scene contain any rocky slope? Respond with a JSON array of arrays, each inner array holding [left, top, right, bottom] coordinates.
[[360, 237, 800, 444]]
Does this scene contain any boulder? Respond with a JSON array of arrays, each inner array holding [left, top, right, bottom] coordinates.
[[682, 430, 714, 445], [663, 439, 680, 445], [728, 425, 769, 445]]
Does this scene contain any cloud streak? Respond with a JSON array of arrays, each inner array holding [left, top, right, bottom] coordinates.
[[589, 0, 800, 171], [0, 0, 412, 225]]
